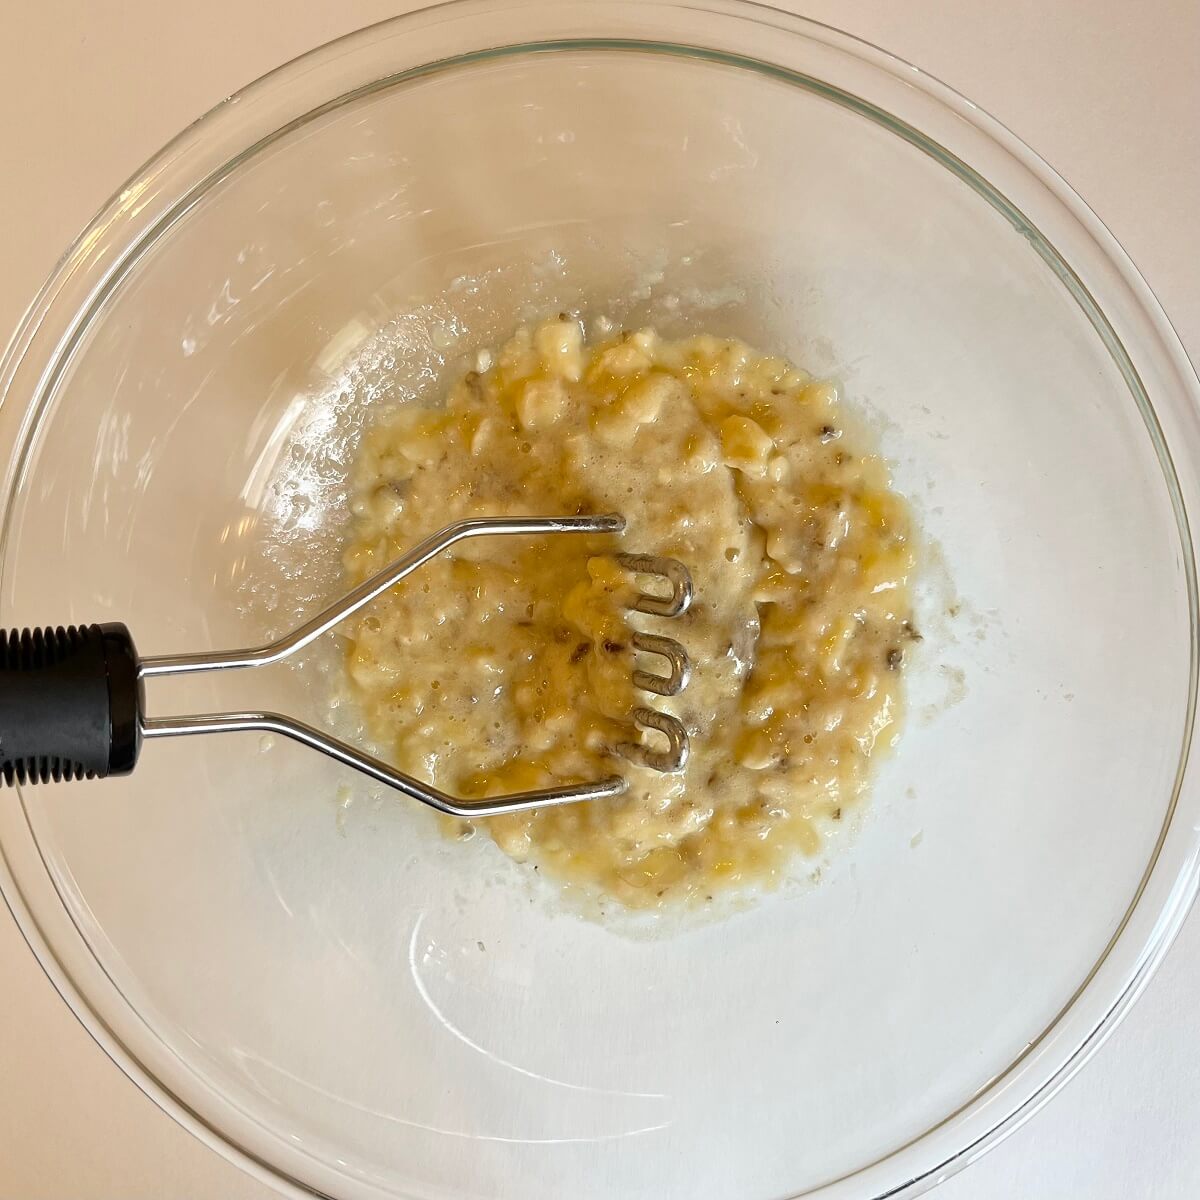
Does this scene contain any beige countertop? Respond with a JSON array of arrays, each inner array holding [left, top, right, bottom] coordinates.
[[2, 2, 1197, 1197]]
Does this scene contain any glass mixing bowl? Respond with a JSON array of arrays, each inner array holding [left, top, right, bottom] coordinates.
[[1, 2, 1197, 1197]]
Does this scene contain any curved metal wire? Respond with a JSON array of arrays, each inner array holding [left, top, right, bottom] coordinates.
[[142, 711, 626, 817], [619, 707, 690, 773], [630, 632, 692, 696], [141, 514, 625, 677], [615, 552, 694, 617]]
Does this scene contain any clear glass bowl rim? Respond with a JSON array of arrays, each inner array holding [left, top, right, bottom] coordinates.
[[0, 2, 1197, 1198]]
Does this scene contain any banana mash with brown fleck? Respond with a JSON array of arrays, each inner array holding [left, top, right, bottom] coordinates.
[[343, 318, 915, 908]]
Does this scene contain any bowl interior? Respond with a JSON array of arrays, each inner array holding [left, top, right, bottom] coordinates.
[[1, 44, 1192, 1200]]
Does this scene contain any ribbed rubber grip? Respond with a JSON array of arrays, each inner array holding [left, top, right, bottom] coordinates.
[[0, 624, 143, 785]]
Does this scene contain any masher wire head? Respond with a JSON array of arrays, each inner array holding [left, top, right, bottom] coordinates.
[[133, 516, 694, 815]]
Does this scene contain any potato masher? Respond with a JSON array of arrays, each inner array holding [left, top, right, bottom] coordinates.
[[0, 514, 694, 816]]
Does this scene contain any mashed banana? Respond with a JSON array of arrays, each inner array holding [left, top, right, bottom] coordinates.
[[343, 318, 915, 908]]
